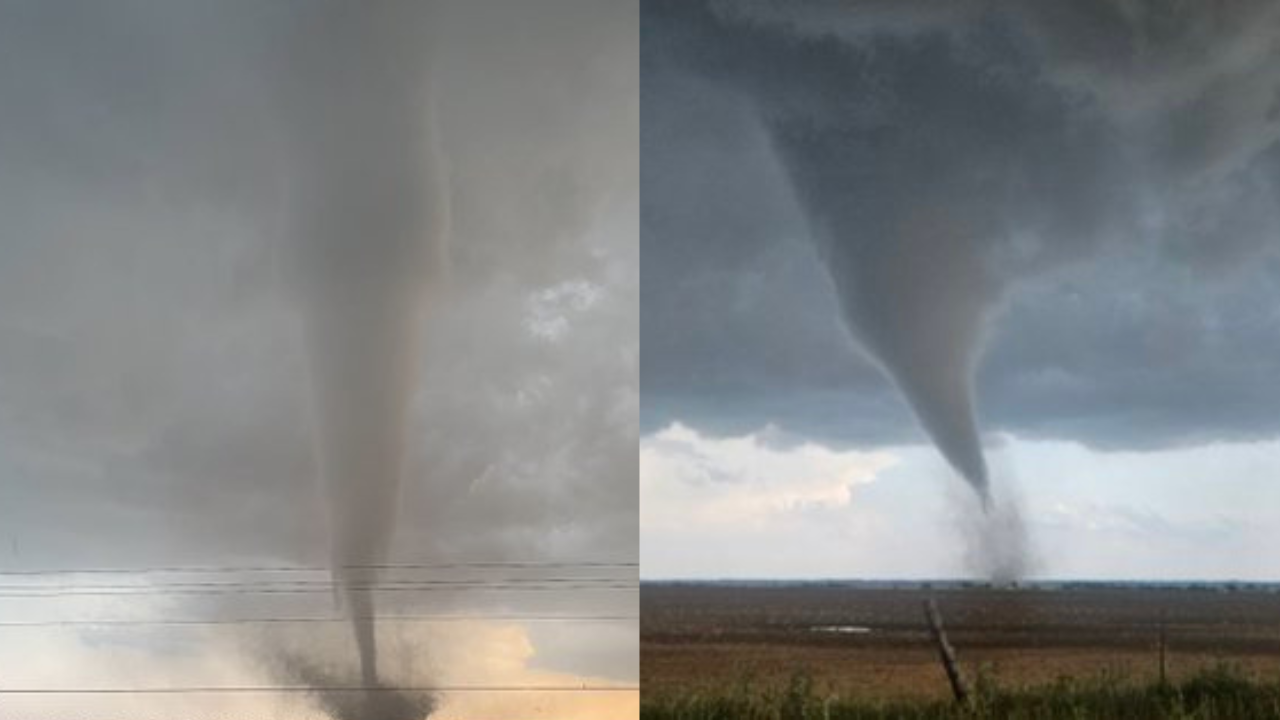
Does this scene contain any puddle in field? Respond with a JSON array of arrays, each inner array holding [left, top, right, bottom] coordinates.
[[809, 625, 872, 635]]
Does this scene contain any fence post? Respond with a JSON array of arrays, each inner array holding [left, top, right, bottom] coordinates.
[[923, 597, 970, 704]]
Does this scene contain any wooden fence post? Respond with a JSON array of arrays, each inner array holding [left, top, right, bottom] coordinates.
[[923, 597, 971, 705]]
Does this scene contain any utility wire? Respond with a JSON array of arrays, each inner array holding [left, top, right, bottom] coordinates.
[[0, 561, 638, 577], [0, 576, 633, 592], [0, 583, 637, 598], [0, 685, 639, 694], [0, 614, 638, 628]]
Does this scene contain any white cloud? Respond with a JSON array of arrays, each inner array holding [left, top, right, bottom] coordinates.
[[642, 425, 1280, 581], [524, 279, 604, 342], [641, 423, 895, 530]]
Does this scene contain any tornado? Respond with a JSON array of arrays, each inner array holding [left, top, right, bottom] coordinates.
[[776, 172, 1001, 505], [278, 0, 447, 699], [297, 267, 433, 689], [643, 0, 1086, 582]]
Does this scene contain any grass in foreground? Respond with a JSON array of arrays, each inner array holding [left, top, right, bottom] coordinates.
[[641, 664, 1280, 720]]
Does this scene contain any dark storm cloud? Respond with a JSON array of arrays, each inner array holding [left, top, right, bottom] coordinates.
[[0, 0, 636, 687], [642, 0, 1280, 452]]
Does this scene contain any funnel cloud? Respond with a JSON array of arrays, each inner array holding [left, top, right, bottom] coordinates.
[[278, 0, 448, 694]]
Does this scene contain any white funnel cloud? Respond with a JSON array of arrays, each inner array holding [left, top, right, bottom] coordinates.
[[802, 197, 999, 501]]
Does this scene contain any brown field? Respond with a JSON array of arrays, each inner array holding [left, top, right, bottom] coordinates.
[[641, 582, 1280, 702]]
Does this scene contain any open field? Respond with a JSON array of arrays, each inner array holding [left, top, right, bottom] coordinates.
[[642, 582, 1280, 711], [641, 666, 1280, 719]]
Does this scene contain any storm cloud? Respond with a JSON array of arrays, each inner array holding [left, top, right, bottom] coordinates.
[[642, 0, 1280, 455]]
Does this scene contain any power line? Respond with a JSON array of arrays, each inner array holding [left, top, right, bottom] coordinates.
[[0, 582, 637, 598], [0, 685, 639, 695], [0, 576, 633, 592], [0, 614, 638, 628], [0, 561, 638, 577]]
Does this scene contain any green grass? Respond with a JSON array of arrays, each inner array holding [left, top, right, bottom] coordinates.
[[641, 664, 1280, 720]]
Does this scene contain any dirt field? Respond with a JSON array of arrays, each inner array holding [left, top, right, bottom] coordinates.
[[642, 582, 1280, 702]]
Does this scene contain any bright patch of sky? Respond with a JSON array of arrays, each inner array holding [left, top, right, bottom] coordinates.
[[642, 424, 1280, 581]]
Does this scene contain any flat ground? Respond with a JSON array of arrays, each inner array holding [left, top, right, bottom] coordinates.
[[641, 582, 1280, 702]]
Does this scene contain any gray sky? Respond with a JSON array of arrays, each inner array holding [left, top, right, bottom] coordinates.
[[0, 2, 637, 718], [641, 0, 1280, 580]]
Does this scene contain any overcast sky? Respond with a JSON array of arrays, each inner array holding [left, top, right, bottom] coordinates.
[[641, 0, 1280, 581], [0, 2, 637, 718]]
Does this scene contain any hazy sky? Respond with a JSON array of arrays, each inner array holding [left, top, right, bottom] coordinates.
[[0, 1, 637, 718], [641, 0, 1280, 580]]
